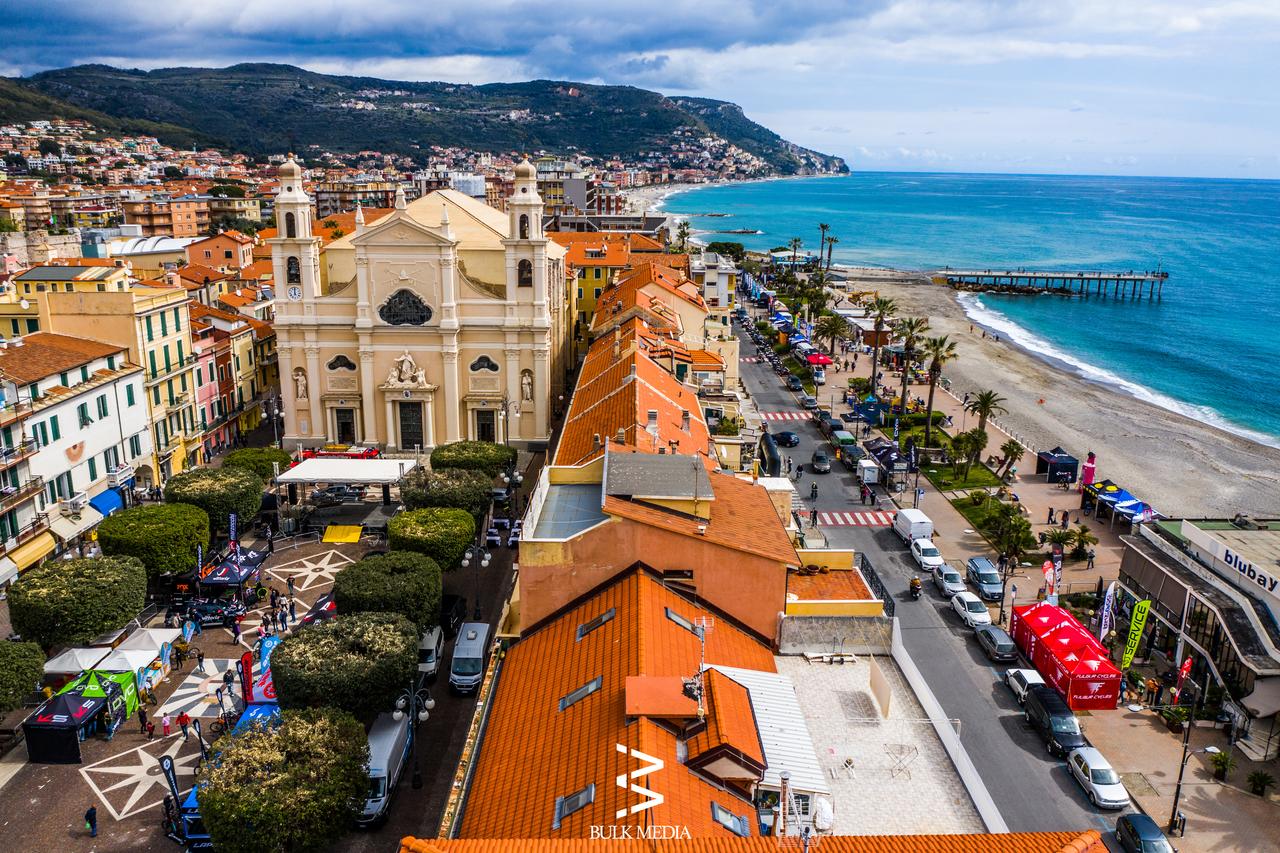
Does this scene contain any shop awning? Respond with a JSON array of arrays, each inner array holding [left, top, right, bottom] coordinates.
[[1243, 678, 1280, 718], [0, 556, 16, 588], [89, 489, 125, 517], [48, 506, 104, 543], [9, 531, 56, 570]]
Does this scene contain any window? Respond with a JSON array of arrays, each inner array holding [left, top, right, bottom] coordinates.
[[88, 457, 97, 481], [160, 312, 168, 336], [149, 351, 157, 376], [665, 607, 702, 636], [594, 288, 602, 298], [177, 341, 184, 364], [593, 268, 601, 280], [107, 355, 115, 370], [146, 316, 154, 342], [378, 289, 432, 326], [224, 249, 233, 260], [576, 608, 615, 640], [558, 676, 602, 711], [129, 434, 141, 458], [469, 355, 499, 373], [81, 366, 89, 382], [49, 415, 60, 441], [552, 784, 594, 830], [173, 308, 181, 332], [34, 421, 48, 447], [287, 256, 301, 283], [517, 259, 533, 287], [8, 320, 17, 337], [96, 395, 109, 418], [711, 803, 750, 837], [577, 288, 583, 299], [78, 403, 92, 428], [59, 372, 69, 387], [285, 212, 296, 238], [152, 387, 160, 405], [327, 355, 357, 371], [204, 250, 211, 259], [27, 383, 38, 401], [518, 214, 529, 239]]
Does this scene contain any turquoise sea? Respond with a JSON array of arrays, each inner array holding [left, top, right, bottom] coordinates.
[[662, 173, 1280, 447]]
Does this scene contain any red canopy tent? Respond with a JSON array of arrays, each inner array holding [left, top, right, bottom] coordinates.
[[1057, 652, 1123, 711], [1034, 622, 1103, 682], [1012, 602, 1121, 711], [1011, 602, 1073, 663], [806, 353, 834, 366]]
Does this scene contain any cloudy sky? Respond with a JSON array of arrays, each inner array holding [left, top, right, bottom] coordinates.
[[7, 1, 1280, 177]]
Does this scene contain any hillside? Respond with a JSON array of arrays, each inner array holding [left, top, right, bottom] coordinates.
[[6, 64, 846, 175]]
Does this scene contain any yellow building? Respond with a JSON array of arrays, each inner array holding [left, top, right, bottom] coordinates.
[[39, 285, 199, 483], [0, 263, 134, 338]]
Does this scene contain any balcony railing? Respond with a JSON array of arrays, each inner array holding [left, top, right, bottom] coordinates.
[[0, 476, 44, 512], [0, 438, 39, 471], [0, 399, 32, 428], [0, 512, 50, 558], [107, 463, 135, 487], [146, 354, 198, 384]]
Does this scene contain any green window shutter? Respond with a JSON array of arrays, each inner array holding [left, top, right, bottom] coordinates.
[[126, 384, 135, 406], [160, 313, 168, 336], [146, 316, 153, 341], [88, 457, 97, 481], [50, 415, 60, 441], [60, 372, 69, 387], [149, 351, 157, 375]]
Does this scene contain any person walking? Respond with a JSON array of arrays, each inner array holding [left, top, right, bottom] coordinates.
[[85, 805, 97, 839], [161, 713, 171, 737], [809, 508, 818, 528], [1047, 508, 1055, 524], [289, 599, 297, 625], [1087, 548, 1096, 570], [287, 576, 295, 598], [231, 620, 241, 643], [195, 650, 205, 674], [146, 720, 156, 741], [1060, 514, 1069, 531], [176, 711, 191, 742], [138, 707, 148, 735]]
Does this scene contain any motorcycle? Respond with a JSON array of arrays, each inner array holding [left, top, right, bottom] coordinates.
[[909, 577, 923, 600]]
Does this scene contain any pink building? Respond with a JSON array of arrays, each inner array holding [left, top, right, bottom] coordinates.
[[192, 319, 232, 458]]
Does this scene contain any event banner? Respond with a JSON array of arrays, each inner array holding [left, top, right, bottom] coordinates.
[[1099, 581, 1117, 640], [229, 513, 239, 558], [1121, 599, 1152, 669], [1051, 543, 1064, 606], [239, 650, 254, 704]]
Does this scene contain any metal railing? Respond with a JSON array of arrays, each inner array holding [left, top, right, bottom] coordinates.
[[0, 476, 44, 512], [0, 438, 39, 470], [0, 512, 50, 557], [859, 552, 895, 618], [146, 353, 198, 384], [0, 399, 33, 428]]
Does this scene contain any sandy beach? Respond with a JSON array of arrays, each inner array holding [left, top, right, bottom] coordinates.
[[835, 269, 1280, 518]]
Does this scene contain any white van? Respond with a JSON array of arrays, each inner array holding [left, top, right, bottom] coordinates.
[[449, 622, 491, 694], [418, 625, 444, 681], [893, 508, 934, 543], [358, 712, 411, 827]]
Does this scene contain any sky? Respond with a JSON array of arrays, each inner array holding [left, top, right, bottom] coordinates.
[[5, 1, 1280, 178]]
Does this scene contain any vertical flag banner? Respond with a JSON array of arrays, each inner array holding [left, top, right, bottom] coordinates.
[[1122, 599, 1151, 669], [229, 512, 239, 559], [1043, 559, 1056, 603], [1099, 581, 1117, 640], [1051, 543, 1064, 606]]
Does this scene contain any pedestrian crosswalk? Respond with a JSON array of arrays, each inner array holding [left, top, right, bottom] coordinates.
[[740, 356, 763, 363], [815, 511, 895, 527], [762, 411, 810, 421]]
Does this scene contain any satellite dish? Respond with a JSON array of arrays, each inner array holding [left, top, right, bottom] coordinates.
[[19, 299, 29, 310]]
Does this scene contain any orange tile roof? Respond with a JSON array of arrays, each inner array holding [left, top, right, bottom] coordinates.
[[787, 569, 874, 602], [458, 569, 776, 839], [687, 349, 725, 371], [401, 833, 1107, 852], [257, 207, 393, 246], [686, 669, 765, 768], [601, 472, 797, 567], [239, 259, 275, 281], [176, 264, 231, 286], [592, 262, 705, 335], [0, 333, 125, 383]]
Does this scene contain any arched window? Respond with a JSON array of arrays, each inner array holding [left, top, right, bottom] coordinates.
[[285, 212, 297, 238], [469, 355, 499, 372], [518, 214, 529, 239], [378, 289, 432, 326], [327, 355, 357, 371], [287, 256, 301, 284], [517, 259, 533, 288]]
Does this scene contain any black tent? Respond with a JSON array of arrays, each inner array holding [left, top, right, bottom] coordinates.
[[1035, 446, 1079, 484], [22, 688, 109, 764]]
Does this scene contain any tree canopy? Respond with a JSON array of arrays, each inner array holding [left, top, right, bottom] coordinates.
[[222, 447, 293, 482], [200, 707, 368, 853], [270, 613, 417, 719], [332, 551, 441, 632], [387, 507, 476, 570], [8, 556, 147, 649], [0, 642, 44, 712], [429, 440, 516, 478], [97, 503, 209, 580], [399, 467, 492, 518], [165, 466, 263, 532]]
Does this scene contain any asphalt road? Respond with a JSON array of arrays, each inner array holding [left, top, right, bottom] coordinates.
[[736, 314, 1129, 845]]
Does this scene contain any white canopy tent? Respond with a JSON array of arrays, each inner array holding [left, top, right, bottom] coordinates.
[[43, 647, 109, 675], [96, 648, 161, 673], [117, 627, 183, 654], [275, 458, 418, 485]]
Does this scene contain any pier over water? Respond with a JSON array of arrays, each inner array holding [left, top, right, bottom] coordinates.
[[932, 268, 1169, 299]]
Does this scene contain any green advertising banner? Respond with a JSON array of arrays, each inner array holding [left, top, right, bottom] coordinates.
[[1122, 599, 1151, 669]]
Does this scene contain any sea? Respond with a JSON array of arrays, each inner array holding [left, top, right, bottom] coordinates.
[[661, 172, 1280, 448]]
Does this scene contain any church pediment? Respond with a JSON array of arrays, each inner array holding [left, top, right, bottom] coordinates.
[[351, 213, 453, 248]]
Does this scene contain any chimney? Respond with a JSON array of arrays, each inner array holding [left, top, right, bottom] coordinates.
[[646, 410, 658, 436], [615, 428, 625, 443], [592, 433, 602, 449], [681, 410, 690, 431]]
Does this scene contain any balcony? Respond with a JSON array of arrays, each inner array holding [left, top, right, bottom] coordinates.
[[0, 512, 50, 558], [0, 438, 39, 471], [0, 399, 32, 429], [57, 491, 89, 517], [107, 463, 135, 487], [146, 354, 198, 385], [0, 476, 44, 512]]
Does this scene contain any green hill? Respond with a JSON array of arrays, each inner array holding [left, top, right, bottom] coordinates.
[[4, 64, 845, 174]]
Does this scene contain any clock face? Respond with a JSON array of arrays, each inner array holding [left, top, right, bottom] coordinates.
[[287, 285, 303, 301]]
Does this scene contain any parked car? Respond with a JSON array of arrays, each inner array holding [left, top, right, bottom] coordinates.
[[170, 598, 245, 628], [1067, 747, 1130, 809], [417, 625, 444, 681], [951, 591, 993, 628], [1004, 668, 1045, 705], [507, 521, 522, 548], [1025, 684, 1087, 756], [439, 594, 467, 640], [484, 527, 502, 547], [911, 538, 945, 571], [799, 394, 819, 410], [810, 449, 832, 474], [774, 430, 801, 448], [931, 563, 965, 596], [965, 556, 1005, 601], [785, 375, 804, 392], [310, 484, 365, 506], [975, 625, 1018, 661], [893, 508, 934, 543], [1115, 814, 1175, 853]]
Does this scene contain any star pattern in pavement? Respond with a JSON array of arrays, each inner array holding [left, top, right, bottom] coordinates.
[[158, 659, 244, 718], [80, 735, 201, 821], [266, 548, 354, 591]]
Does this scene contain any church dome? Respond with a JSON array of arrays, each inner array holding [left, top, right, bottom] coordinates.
[[278, 156, 302, 181], [514, 159, 536, 179]]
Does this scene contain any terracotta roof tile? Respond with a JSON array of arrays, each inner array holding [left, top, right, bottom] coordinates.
[[687, 669, 765, 767], [403, 834, 1106, 852], [0, 333, 125, 383]]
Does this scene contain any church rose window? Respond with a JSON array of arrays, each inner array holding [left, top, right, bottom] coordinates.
[[378, 289, 433, 326], [327, 355, 357, 371], [470, 355, 499, 372]]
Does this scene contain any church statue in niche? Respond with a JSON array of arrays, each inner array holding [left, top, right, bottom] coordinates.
[[293, 367, 308, 400], [520, 369, 534, 402], [384, 351, 430, 388]]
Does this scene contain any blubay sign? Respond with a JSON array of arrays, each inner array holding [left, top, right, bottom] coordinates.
[[1180, 522, 1280, 604]]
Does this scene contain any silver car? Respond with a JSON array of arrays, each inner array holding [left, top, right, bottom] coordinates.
[[932, 563, 965, 597], [1067, 747, 1130, 810]]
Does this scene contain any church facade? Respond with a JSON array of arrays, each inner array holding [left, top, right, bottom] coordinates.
[[270, 158, 573, 452]]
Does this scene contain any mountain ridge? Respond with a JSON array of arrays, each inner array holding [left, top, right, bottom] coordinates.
[[4, 63, 847, 175]]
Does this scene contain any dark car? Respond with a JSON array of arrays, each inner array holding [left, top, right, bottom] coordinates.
[[309, 484, 365, 506], [170, 598, 245, 628], [975, 625, 1018, 662], [774, 430, 801, 448], [965, 556, 1005, 602], [810, 449, 833, 474], [1025, 684, 1087, 756], [439, 594, 468, 640], [1115, 813, 1175, 853], [785, 375, 804, 391]]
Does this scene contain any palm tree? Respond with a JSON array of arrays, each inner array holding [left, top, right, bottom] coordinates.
[[1046, 527, 1074, 548], [894, 317, 930, 415], [817, 223, 830, 268], [788, 237, 803, 269], [814, 314, 849, 357], [962, 428, 989, 479], [1069, 524, 1099, 559], [998, 438, 1024, 478], [866, 296, 897, 395], [675, 220, 691, 252], [825, 235, 838, 273], [965, 389, 1008, 435], [921, 335, 958, 448]]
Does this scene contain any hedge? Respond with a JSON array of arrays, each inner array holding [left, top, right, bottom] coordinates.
[[201, 707, 368, 853], [429, 440, 516, 478], [399, 467, 492, 517], [222, 447, 294, 482], [165, 466, 263, 531], [898, 411, 948, 428], [387, 507, 476, 570], [0, 642, 44, 712], [270, 613, 417, 719], [9, 556, 147, 649], [97, 503, 209, 580], [332, 551, 441, 632]]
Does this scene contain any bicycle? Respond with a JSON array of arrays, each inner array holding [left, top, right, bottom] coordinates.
[[208, 709, 240, 736]]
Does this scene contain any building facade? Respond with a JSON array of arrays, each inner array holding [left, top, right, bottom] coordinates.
[[272, 158, 571, 451]]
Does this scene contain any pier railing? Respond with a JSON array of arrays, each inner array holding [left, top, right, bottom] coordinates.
[[934, 268, 1167, 299]]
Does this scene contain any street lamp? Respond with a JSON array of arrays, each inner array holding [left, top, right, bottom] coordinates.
[[496, 395, 520, 447], [1167, 688, 1218, 836], [393, 682, 436, 789], [461, 545, 491, 620]]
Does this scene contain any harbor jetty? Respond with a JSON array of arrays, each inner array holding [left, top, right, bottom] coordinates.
[[933, 268, 1168, 299]]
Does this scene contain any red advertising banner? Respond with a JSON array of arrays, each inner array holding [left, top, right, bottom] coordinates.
[[239, 650, 255, 705]]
